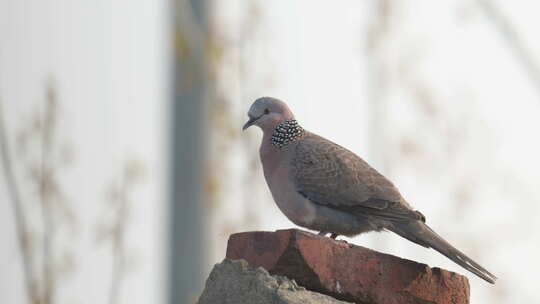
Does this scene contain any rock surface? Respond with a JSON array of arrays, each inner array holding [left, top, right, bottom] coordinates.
[[226, 229, 470, 304], [197, 259, 351, 304]]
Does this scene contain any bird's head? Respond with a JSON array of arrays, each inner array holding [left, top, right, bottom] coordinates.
[[242, 97, 295, 132]]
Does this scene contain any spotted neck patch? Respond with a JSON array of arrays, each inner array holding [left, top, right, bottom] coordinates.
[[271, 120, 305, 148]]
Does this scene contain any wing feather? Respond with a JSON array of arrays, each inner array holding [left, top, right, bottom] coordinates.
[[292, 133, 421, 221]]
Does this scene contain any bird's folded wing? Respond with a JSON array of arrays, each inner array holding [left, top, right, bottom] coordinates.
[[292, 133, 421, 221]]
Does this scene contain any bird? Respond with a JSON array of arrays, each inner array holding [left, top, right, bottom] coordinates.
[[242, 96, 497, 284]]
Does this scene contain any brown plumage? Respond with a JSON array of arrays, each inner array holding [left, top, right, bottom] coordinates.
[[243, 96, 497, 284]]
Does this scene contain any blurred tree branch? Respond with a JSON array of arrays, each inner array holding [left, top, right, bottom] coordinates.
[[0, 101, 38, 303], [210, 1, 263, 233], [96, 160, 146, 304], [1, 84, 75, 304], [41, 85, 57, 304], [478, 0, 540, 95]]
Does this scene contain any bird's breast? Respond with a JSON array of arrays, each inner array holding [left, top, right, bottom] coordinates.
[[259, 147, 318, 228]]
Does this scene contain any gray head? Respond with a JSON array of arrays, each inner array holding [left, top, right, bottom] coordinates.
[[242, 97, 295, 132]]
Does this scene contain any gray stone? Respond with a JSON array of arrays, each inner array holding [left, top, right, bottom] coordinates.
[[197, 259, 351, 304]]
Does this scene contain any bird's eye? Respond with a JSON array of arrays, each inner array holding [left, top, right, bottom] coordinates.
[[264, 108, 270, 114]]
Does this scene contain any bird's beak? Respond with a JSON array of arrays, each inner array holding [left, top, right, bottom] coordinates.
[[242, 117, 258, 131]]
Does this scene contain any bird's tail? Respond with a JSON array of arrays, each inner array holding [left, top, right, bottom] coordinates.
[[389, 221, 497, 284]]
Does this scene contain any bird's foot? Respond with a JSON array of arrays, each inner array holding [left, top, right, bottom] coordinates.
[[318, 231, 346, 243]]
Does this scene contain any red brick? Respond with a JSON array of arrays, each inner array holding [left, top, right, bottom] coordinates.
[[226, 229, 470, 304]]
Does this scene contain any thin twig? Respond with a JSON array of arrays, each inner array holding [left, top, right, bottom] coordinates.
[[108, 176, 128, 304], [0, 100, 37, 303], [477, 0, 540, 96], [41, 89, 56, 304]]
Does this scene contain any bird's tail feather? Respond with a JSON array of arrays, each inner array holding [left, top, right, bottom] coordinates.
[[389, 221, 497, 284]]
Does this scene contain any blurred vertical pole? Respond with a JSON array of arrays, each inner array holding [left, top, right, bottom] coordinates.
[[169, 0, 208, 303]]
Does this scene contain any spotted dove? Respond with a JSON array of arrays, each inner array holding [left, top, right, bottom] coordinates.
[[242, 96, 497, 284]]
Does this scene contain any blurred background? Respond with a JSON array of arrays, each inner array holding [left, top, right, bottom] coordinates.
[[1, 0, 539, 303]]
